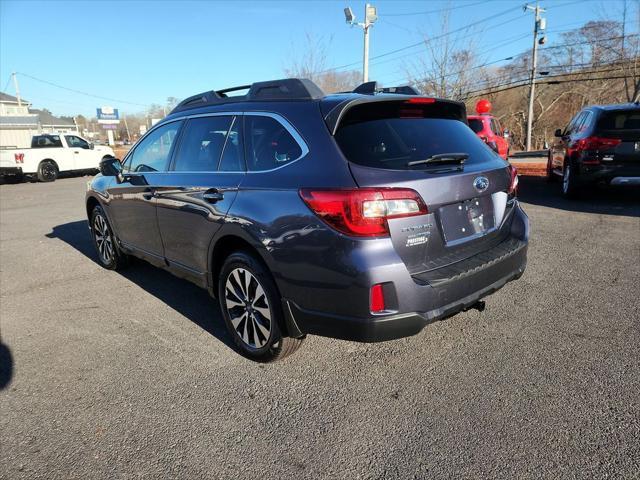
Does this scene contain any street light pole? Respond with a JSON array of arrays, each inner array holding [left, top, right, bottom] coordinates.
[[345, 4, 377, 83], [525, 3, 546, 151], [363, 6, 371, 83]]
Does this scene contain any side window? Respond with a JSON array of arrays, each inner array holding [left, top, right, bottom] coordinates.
[[244, 115, 303, 171], [125, 121, 181, 173], [492, 119, 502, 135], [172, 116, 233, 172], [566, 112, 586, 135], [219, 117, 244, 171], [65, 135, 90, 149], [576, 112, 592, 134]]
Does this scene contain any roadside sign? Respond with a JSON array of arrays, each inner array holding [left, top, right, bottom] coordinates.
[[102, 124, 118, 130], [97, 106, 120, 124]]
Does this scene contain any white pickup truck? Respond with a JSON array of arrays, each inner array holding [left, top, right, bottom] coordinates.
[[0, 134, 115, 182]]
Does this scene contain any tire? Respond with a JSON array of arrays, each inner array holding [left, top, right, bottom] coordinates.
[[90, 205, 129, 270], [218, 251, 304, 362], [561, 162, 580, 198], [37, 160, 58, 182]]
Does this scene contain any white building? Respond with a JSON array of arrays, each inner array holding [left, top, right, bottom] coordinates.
[[0, 92, 78, 148]]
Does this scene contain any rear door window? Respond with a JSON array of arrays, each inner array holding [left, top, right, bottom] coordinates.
[[335, 103, 497, 170], [244, 115, 302, 171], [172, 116, 234, 172]]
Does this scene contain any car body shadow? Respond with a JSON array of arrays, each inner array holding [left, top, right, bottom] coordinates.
[[518, 176, 640, 218], [46, 221, 236, 352], [0, 342, 14, 390]]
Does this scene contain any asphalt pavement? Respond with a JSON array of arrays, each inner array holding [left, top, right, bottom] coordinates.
[[1, 175, 639, 479]]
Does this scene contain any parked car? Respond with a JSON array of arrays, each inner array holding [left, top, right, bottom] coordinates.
[[549, 103, 640, 197], [0, 134, 115, 182], [467, 99, 510, 160], [86, 78, 529, 362]]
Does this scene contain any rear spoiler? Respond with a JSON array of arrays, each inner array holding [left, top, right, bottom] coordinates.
[[322, 95, 468, 135]]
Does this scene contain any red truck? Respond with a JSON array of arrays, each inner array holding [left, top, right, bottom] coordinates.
[[468, 99, 510, 160]]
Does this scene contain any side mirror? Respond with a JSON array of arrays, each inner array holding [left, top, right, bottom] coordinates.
[[99, 157, 123, 179], [89, 143, 94, 150], [554, 128, 563, 137], [503, 129, 510, 139]]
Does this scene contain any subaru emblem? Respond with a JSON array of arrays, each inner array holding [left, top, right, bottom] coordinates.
[[473, 176, 489, 192]]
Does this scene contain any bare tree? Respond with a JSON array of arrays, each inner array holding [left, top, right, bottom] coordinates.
[[404, 9, 481, 100], [284, 32, 360, 93]]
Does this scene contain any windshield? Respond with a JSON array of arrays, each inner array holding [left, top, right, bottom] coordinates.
[[335, 117, 498, 170]]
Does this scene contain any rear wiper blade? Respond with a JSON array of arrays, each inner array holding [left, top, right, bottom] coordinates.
[[407, 153, 469, 167]]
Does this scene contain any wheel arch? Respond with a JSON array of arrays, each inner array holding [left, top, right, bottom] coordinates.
[[208, 232, 302, 338], [209, 233, 274, 298], [38, 158, 58, 169], [86, 195, 101, 220]]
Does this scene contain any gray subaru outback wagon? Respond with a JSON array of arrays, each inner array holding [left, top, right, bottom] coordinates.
[[87, 78, 529, 361]]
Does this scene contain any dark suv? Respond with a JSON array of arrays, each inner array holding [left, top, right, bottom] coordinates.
[[86, 78, 529, 361], [549, 103, 640, 197]]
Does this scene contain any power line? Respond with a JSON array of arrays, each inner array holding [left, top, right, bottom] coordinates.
[[2, 75, 12, 95], [377, 30, 638, 89], [461, 64, 635, 99], [381, 0, 489, 17], [16, 72, 149, 107], [314, 5, 524, 75]]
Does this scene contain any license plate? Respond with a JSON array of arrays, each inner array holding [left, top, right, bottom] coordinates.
[[439, 197, 495, 243]]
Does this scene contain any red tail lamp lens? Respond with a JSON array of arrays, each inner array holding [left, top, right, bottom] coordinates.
[[299, 188, 428, 237], [370, 284, 386, 313], [405, 97, 436, 104], [508, 165, 519, 195]]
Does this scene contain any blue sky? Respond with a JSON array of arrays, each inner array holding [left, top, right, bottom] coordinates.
[[0, 0, 635, 117]]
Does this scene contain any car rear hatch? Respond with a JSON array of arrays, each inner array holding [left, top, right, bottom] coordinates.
[[593, 108, 640, 166], [328, 96, 517, 276]]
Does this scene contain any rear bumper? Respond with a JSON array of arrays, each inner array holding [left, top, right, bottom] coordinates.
[[284, 207, 529, 343], [0, 166, 23, 176], [287, 256, 525, 342], [578, 164, 640, 185]]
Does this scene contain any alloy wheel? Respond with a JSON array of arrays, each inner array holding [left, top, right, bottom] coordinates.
[[93, 214, 114, 264], [42, 163, 56, 180], [224, 268, 272, 349]]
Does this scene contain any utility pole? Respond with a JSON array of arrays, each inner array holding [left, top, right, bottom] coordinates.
[[524, 3, 546, 151], [344, 4, 378, 83], [11, 72, 22, 107]]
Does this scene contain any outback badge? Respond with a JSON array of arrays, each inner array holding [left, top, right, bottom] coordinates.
[[473, 176, 489, 193]]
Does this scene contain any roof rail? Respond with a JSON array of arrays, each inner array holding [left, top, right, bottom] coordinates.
[[352, 81, 420, 96], [170, 78, 325, 114]]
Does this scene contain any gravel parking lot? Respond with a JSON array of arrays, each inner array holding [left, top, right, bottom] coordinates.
[[0, 175, 638, 479]]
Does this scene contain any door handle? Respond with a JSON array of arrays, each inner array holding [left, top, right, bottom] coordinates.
[[202, 189, 224, 203]]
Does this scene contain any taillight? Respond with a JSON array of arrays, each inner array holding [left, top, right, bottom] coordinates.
[[575, 136, 622, 151], [299, 188, 428, 237], [508, 165, 518, 195], [568, 136, 621, 165], [370, 284, 386, 313], [14, 153, 24, 164], [405, 97, 436, 104]]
